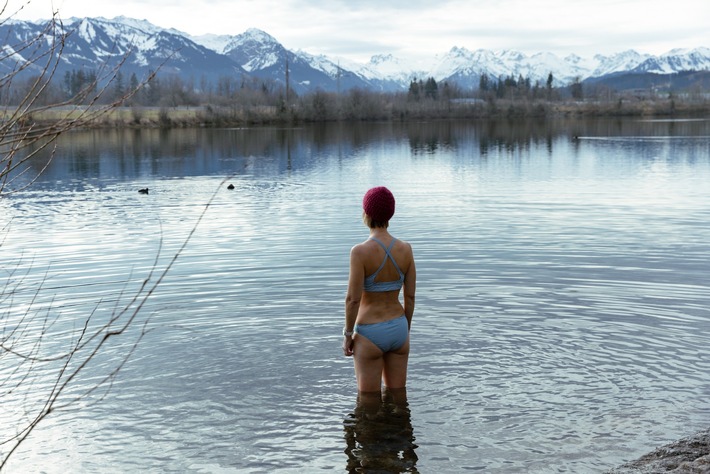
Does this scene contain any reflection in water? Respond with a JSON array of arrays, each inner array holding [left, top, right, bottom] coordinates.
[[343, 389, 418, 473], [11, 118, 710, 190]]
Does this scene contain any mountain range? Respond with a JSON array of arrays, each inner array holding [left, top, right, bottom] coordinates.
[[2, 16, 709, 94]]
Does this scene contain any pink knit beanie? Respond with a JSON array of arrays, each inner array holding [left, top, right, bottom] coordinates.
[[363, 186, 395, 222]]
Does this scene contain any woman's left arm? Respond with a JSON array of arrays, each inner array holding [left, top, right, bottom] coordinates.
[[403, 244, 416, 328]]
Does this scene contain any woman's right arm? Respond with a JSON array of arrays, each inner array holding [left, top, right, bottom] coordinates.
[[344, 245, 364, 356]]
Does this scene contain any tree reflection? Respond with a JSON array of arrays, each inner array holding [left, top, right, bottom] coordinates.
[[343, 389, 418, 473]]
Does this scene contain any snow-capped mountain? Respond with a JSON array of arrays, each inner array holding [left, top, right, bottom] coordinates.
[[0, 16, 245, 83], [210, 28, 374, 93], [221, 28, 285, 72], [631, 47, 710, 74], [2, 16, 709, 94], [590, 50, 651, 77], [290, 43, 709, 91]]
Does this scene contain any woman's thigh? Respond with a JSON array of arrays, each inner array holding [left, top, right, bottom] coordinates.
[[353, 335, 384, 392], [382, 338, 409, 389]]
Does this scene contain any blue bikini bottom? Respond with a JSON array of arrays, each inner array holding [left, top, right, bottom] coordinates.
[[355, 315, 408, 353]]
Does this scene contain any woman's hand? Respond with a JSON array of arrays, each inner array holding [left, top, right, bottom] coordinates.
[[343, 336, 354, 357]]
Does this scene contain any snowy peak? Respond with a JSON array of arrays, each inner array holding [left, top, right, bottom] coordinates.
[[357, 53, 422, 81], [633, 47, 710, 74], [188, 33, 234, 55], [293, 50, 343, 78], [190, 28, 281, 56], [220, 28, 287, 71], [590, 50, 650, 76], [224, 28, 281, 53], [101, 16, 166, 35]]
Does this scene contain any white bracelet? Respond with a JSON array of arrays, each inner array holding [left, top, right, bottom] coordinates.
[[343, 328, 354, 337]]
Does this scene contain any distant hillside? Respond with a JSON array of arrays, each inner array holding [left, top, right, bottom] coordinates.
[[584, 70, 710, 94]]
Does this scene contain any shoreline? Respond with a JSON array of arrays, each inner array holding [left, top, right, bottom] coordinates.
[[6, 99, 709, 129], [607, 428, 710, 473]]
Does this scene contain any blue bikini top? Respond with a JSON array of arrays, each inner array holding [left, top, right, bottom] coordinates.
[[363, 237, 405, 292]]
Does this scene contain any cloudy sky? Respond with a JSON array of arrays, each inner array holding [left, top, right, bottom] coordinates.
[[7, 0, 709, 62]]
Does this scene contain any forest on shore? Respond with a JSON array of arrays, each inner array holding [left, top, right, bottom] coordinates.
[[8, 69, 709, 129]]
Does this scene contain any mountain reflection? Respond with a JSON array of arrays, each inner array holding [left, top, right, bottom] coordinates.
[[14, 118, 709, 190], [343, 389, 418, 473]]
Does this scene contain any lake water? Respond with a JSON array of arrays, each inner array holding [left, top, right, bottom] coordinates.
[[2, 118, 710, 473]]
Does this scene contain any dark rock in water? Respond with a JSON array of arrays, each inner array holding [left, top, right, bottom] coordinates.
[[606, 428, 710, 473], [138, 188, 149, 194], [227, 184, 235, 190]]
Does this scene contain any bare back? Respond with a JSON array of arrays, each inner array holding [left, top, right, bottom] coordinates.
[[352, 234, 415, 324]]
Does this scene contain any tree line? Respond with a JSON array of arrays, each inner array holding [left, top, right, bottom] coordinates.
[[6, 65, 708, 127], [8, 68, 583, 105]]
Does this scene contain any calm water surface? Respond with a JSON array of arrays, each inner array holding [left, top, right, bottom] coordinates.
[[2, 119, 710, 473]]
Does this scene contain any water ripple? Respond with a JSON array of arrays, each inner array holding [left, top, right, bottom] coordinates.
[[2, 127, 710, 473]]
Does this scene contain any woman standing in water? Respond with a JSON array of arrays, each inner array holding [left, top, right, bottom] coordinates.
[[343, 186, 416, 393]]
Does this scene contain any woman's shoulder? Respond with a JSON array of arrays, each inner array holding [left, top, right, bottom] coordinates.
[[393, 237, 413, 252], [388, 237, 413, 263], [350, 240, 373, 257]]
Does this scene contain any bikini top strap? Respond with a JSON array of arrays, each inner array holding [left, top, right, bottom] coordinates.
[[369, 237, 402, 274]]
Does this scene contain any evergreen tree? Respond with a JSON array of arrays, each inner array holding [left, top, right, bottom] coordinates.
[[424, 77, 438, 99], [113, 71, 125, 101], [479, 74, 490, 92], [408, 79, 420, 101], [571, 76, 584, 100], [130, 73, 139, 92]]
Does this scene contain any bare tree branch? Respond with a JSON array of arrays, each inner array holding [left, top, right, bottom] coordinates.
[[1, 173, 233, 467], [1, 11, 163, 197], [0, 4, 199, 467]]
